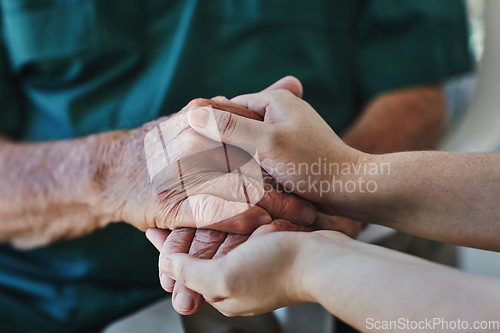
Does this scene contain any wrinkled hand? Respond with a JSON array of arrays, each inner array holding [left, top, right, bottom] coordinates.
[[96, 92, 316, 233]]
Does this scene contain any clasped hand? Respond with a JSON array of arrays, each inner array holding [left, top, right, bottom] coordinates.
[[140, 77, 363, 314]]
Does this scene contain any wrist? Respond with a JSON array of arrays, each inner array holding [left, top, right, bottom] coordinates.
[[284, 233, 317, 304], [86, 130, 130, 223], [326, 151, 395, 225], [293, 232, 360, 311], [322, 148, 372, 207], [286, 232, 344, 304]]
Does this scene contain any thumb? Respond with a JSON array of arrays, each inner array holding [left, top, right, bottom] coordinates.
[[188, 106, 270, 155], [261, 76, 303, 98], [160, 253, 225, 299]]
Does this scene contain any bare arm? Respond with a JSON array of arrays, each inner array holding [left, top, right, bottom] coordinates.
[[187, 86, 500, 251], [338, 86, 447, 235], [341, 151, 500, 251], [335, 86, 495, 249], [161, 230, 500, 332], [0, 134, 115, 248], [305, 232, 500, 332], [342, 86, 446, 153], [0, 97, 313, 248]]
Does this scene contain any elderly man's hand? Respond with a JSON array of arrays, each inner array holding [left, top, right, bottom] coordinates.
[[0, 77, 312, 248], [95, 86, 315, 234]]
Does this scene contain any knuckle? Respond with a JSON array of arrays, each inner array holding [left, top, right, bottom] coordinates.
[[218, 270, 236, 297], [232, 222, 252, 235], [223, 311, 237, 318], [211, 96, 230, 103], [175, 262, 188, 285], [243, 177, 265, 204], [163, 228, 196, 253], [217, 112, 237, 138], [219, 280, 233, 298], [182, 134, 200, 153], [193, 195, 227, 226], [271, 88, 293, 101], [193, 196, 211, 225], [266, 127, 286, 149]]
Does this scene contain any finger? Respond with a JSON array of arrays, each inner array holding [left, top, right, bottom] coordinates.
[[171, 229, 227, 315], [145, 228, 170, 251], [188, 229, 228, 257], [213, 234, 249, 258], [181, 170, 267, 207], [188, 106, 271, 156], [312, 214, 364, 239], [211, 96, 231, 104], [261, 75, 303, 98], [172, 284, 205, 315], [186, 98, 263, 121], [249, 219, 312, 239], [154, 144, 265, 205], [176, 194, 272, 234], [174, 147, 316, 226], [180, 170, 316, 226], [159, 228, 196, 293], [161, 253, 227, 301], [257, 187, 316, 226], [231, 88, 303, 122]]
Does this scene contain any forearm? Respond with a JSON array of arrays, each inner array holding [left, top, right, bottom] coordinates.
[[0, 133, 120, 248], [335, 87, 500, 249], [342, 86, 446, 153], [335, 152, 500, 251], [300, 236, 500, 332]]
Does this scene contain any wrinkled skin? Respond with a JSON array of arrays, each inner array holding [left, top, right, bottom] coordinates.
[[99, 97, 316, 233]]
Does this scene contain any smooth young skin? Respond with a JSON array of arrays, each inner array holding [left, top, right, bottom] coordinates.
[[160, 231, 500, 332], [188, 84, 500, 251], [147, 212, 361, 315], [171, 80, 500, 329]]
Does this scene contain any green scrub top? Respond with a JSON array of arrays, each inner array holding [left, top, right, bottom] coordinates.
[[0, 0, 472, 331]]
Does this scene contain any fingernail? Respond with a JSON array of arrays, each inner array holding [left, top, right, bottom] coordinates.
[[160, 273, 175, 290], [258, 214, 272, 226], [189, 107, 210, 127], [302, 206, 316, 224], [160, 257, 172, 274], [175, 292, 195, 312]]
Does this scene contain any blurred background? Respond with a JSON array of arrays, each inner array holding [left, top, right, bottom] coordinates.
[[102, 2, 500, 332]]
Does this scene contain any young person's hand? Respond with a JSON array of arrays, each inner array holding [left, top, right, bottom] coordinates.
[[146, 219, 313, 315], [187, 77, 369, 214], [158, 230, 352, 317]]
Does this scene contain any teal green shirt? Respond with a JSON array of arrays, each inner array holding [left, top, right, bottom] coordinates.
[[0, 0, 472, 331]]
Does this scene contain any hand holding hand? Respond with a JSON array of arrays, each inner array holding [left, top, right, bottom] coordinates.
[[146, 211, 361, 315], [95, 94, 316, 233], [187, 77, 368, 214], [146, 219, 312, 315], [158, 230, 352, 317]]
